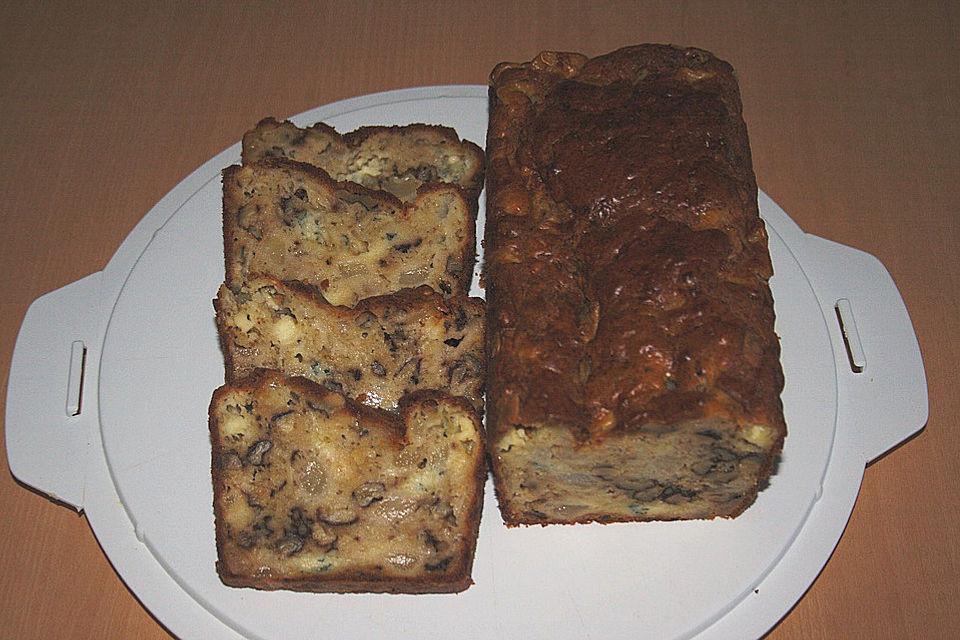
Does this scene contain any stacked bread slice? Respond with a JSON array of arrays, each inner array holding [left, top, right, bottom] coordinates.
[[209, 118, 486, 593]]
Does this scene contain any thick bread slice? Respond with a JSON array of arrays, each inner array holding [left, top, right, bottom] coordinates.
[[215, 275, 485, 414], [485, 45, 786, 525], [223, 158, 477, 307], [242, 117, 485, 201], [209, 369, 486, 593]]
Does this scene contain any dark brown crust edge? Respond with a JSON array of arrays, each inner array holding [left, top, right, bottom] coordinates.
[[221, 157, 479, 300], [208, 370, 487, 593]]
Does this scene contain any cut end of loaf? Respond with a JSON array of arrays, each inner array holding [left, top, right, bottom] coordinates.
[[491, 417, 783, 526]]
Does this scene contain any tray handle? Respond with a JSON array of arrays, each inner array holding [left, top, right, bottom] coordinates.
[[5, 272, 105, 511], [797, 234, 928, 463]]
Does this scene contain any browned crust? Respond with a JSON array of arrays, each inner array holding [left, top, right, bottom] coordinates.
[[209, 369, 486, 593], [221, 157, 478, 298], [484, 44, 786, 525], [241, 116, 486, 200], [216, 568, 474, 594]]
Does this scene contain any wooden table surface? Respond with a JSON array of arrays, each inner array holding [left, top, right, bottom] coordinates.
[[1, 2, 957, 638]]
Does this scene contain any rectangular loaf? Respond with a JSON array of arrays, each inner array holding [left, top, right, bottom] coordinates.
[[484, 45, 787, 525], [209, 369, 485, 593]]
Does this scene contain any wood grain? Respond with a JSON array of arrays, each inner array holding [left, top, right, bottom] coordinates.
[[1, 2, 957, 638]]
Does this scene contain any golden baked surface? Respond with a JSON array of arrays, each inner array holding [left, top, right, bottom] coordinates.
[[242, 117, 485, 202], [222, 157, 477, 307], [484, 44, 786, 525], [209, 370, 485, 593], [216, 276, 485, 413]]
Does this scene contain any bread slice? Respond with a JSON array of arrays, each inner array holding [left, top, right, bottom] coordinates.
[[209, 369, 486, 593], [223, 158, 477, 307], [485, 45, 786, 525], [215, 275, 485, 414], [242, 117, 485, 202]]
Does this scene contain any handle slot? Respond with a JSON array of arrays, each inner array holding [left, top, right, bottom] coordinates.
[[66, 340, 87, 416], [834, 298, 866, 373]]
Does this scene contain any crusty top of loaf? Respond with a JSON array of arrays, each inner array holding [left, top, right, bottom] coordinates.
[[484, 44, 785, 445]]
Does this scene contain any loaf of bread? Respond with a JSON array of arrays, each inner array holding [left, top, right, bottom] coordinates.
[[209, 369, 485, 593], [484, 45, 787, 525], [222, 157, 477, 307], [242, 117, 485, 201], [215, 275, 485, 413]]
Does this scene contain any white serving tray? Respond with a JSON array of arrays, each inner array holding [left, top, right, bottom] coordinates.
[[5, 85, 927, 640]]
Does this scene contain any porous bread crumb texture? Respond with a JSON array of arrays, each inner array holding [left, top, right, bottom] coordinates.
[[210, 370, 485, 593], [216, 276, 485, 414], [242, 117, 485, 202], [484, 44, 787, 526], [223, 157, 477, 307]]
